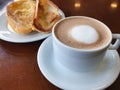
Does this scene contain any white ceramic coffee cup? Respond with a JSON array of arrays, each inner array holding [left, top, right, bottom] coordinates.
[[52, 16, 120, 72]]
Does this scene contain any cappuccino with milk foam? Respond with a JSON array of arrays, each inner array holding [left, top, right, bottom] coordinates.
[[54, 17, 110, 50]]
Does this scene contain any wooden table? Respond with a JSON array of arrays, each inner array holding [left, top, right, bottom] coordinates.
[[0, 0, 120, 90]]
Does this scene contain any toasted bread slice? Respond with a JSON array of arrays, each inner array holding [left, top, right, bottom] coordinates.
[[33, 0, 61, 32], [6, 0, 36, 34]]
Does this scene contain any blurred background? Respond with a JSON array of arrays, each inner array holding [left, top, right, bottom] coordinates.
[[0, 0, 13, 11]]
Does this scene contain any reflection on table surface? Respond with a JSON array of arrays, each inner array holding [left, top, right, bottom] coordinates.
[[0, 0, 120, 90]]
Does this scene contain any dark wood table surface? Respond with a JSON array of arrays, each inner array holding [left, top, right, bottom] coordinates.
[[0, 0, 120, 90]]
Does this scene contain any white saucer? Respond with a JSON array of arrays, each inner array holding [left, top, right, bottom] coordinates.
[[0, 10, 65, 43], [37, 36, 120, 90]]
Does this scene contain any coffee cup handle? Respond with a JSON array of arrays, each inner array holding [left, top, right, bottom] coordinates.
[[109, 34, 120, 50]]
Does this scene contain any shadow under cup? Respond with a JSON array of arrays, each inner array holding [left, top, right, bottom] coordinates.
[[52, 16, 113, 72]]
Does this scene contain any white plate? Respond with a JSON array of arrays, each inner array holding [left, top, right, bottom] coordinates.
[[0, 10, 65, 43], [37, 36, 120, 90]]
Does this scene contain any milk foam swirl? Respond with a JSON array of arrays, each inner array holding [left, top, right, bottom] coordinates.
[[69, 25, 99, 44]]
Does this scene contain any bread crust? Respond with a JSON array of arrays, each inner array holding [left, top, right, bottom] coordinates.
[[6, 0, 61, 34], [33, 0, 61, 32], [6, 0, 36, 34]]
